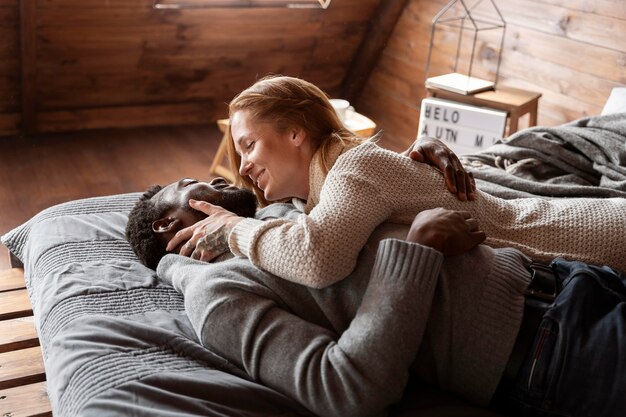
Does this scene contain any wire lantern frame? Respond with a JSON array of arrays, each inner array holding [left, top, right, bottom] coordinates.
[[424, 0, 506, 87]]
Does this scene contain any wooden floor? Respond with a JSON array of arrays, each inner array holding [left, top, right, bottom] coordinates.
[[0, 124, 224, 270]]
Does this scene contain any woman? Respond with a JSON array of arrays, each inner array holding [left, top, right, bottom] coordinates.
[[167, 75, 626, 288]]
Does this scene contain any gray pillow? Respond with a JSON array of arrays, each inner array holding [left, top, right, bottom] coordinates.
[[1, 193, 142, 267]]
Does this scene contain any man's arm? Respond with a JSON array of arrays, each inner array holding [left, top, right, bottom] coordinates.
[[406, 208, 486, 254], [157, 240, 443, 417]]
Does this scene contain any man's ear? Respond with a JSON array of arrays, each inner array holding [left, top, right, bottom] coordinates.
[[152, 217, 181, 234]]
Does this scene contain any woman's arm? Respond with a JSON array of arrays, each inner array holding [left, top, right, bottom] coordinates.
[[229, 169, 395, 288], [403, 136, 476, 201], [171, 142, 477, 287], [168, 137, 475, 264], [229, 142, 469, 288]]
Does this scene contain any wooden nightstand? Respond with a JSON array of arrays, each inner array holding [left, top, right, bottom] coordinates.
[[426, 86, 542, 136], [209, 113, 377, 182]]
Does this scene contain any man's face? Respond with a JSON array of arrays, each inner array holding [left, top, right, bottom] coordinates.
[[152, 177, 257, 251]]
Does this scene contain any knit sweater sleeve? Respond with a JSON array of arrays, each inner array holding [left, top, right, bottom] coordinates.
[[229, 144, 406, 289], [157, 240, 442, 417]]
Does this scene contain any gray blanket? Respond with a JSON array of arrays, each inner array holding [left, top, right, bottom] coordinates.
[[462, 113, 626, 199]]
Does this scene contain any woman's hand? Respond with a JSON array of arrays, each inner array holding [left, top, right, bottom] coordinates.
[[403, 137, 476, 201], [406, 208, 486, 256], [166, 199, 244, 262]]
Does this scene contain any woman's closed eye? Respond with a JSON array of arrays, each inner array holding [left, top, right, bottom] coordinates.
[[245, 140, 255, 151]]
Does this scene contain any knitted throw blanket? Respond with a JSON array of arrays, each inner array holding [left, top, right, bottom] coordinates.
[[462, 113, 626, 199]]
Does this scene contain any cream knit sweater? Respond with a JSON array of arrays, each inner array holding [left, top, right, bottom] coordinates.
[[230, 140, 626, 288]]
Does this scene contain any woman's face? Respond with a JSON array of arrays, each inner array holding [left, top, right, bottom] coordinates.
[[230, 110, 313, 201]]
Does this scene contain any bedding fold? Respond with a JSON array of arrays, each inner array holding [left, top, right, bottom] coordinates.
[[462, 113, 626, 199]]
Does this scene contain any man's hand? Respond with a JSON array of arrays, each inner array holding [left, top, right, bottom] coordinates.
[[166, 200, 244, 262], [406, 208, 486, 256], [403, 137, 476, 201]]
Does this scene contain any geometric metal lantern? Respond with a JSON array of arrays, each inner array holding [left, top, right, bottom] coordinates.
[[424, 0, 506, 89]]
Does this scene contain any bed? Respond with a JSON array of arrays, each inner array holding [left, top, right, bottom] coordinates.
[[0, 192, 315, 417], [2, 105, 625, 416]]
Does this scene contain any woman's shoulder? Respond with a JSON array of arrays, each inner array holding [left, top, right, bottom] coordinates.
[[335, 140, 413, 171], [327, 139, 437, 187], [339, 140, 402, 162]]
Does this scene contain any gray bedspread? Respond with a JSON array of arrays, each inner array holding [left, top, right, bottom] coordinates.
[[462, 113, 626, 199]]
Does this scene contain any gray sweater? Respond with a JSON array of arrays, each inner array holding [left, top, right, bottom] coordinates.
[[157, 204, 532, 417]]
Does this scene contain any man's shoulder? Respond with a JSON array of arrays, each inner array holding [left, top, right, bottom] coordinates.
[[161, 253, 283, 296], [255, 202, 301, 221]]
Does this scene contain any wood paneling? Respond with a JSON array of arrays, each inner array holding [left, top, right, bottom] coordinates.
[[0, 1, 20, 136], [0, 289, 31, 321], [0, 381, 52, 417], [0, 346, 45, 390], [20, 0, 36, 134], [37, 101, 217, 132], [0, 317, 38, 354], [358, 0, 626, 150], [0, 0, 383, 135], [0, 268, 25, 292], [0, 113, 19, 137], [2, 0, 624, 141], [0, 269, 50, 416]]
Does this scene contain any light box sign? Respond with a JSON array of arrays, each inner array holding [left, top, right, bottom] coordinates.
[[417, 98, 507, 155]]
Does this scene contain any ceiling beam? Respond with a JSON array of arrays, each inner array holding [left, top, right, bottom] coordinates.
[[341, 0, 410, 103]]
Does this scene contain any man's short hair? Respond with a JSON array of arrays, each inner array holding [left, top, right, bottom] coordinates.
[[126, 185, 169, 269]]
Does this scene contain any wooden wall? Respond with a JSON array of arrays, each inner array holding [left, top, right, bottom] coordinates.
[[0, 1, 20, 136], [2, 0, 624, 147], [0, 0, 383, 137], [359, 0, 626, 151]]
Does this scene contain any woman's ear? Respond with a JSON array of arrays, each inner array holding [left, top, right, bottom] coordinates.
[[290, 127, 307, 147], [152, 217, 180, 234]]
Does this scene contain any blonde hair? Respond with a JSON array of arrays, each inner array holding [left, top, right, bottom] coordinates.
[[227, 75, 366, 206]]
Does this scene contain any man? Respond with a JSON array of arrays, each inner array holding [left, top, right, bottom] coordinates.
[[126, 177, 258, 269], [126, 178, 626, 417]]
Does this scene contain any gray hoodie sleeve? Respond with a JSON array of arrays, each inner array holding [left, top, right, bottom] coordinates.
[[157, 239, 442, 417]]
